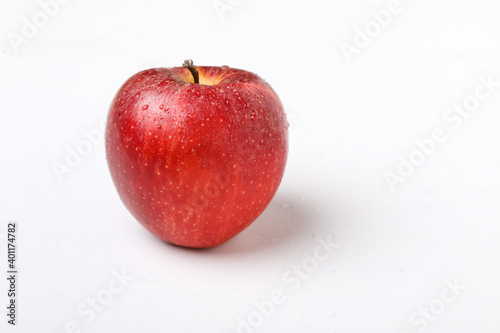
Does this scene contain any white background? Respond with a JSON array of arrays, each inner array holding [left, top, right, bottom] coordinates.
[[1, 0, 500, 332]]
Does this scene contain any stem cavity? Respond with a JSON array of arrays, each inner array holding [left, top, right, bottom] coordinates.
[[183, 59, 199, 84]]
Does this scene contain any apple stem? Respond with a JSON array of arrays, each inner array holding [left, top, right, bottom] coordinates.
[[183, 59, 199, 84]]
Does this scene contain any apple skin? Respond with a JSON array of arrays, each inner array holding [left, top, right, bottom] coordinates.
[[105, 65, 288, 248]]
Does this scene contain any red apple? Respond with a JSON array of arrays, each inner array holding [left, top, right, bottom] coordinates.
[[105, 60, 288, 248]]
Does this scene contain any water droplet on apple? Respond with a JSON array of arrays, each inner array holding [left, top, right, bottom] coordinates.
[[157, 125, 162, 129], [221, 65, 229, 70], [142, 105, 149, 110], [159, 104, 164, 109], [250, 110, 257, 121]]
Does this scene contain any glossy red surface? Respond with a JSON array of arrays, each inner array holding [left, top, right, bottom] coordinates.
[[106, 66, 288, 248]]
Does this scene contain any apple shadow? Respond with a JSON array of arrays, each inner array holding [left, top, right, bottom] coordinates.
[[168, 193, 324, 256]]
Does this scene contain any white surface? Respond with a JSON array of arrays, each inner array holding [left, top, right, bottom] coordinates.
[[1, 0, 500, 332]]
